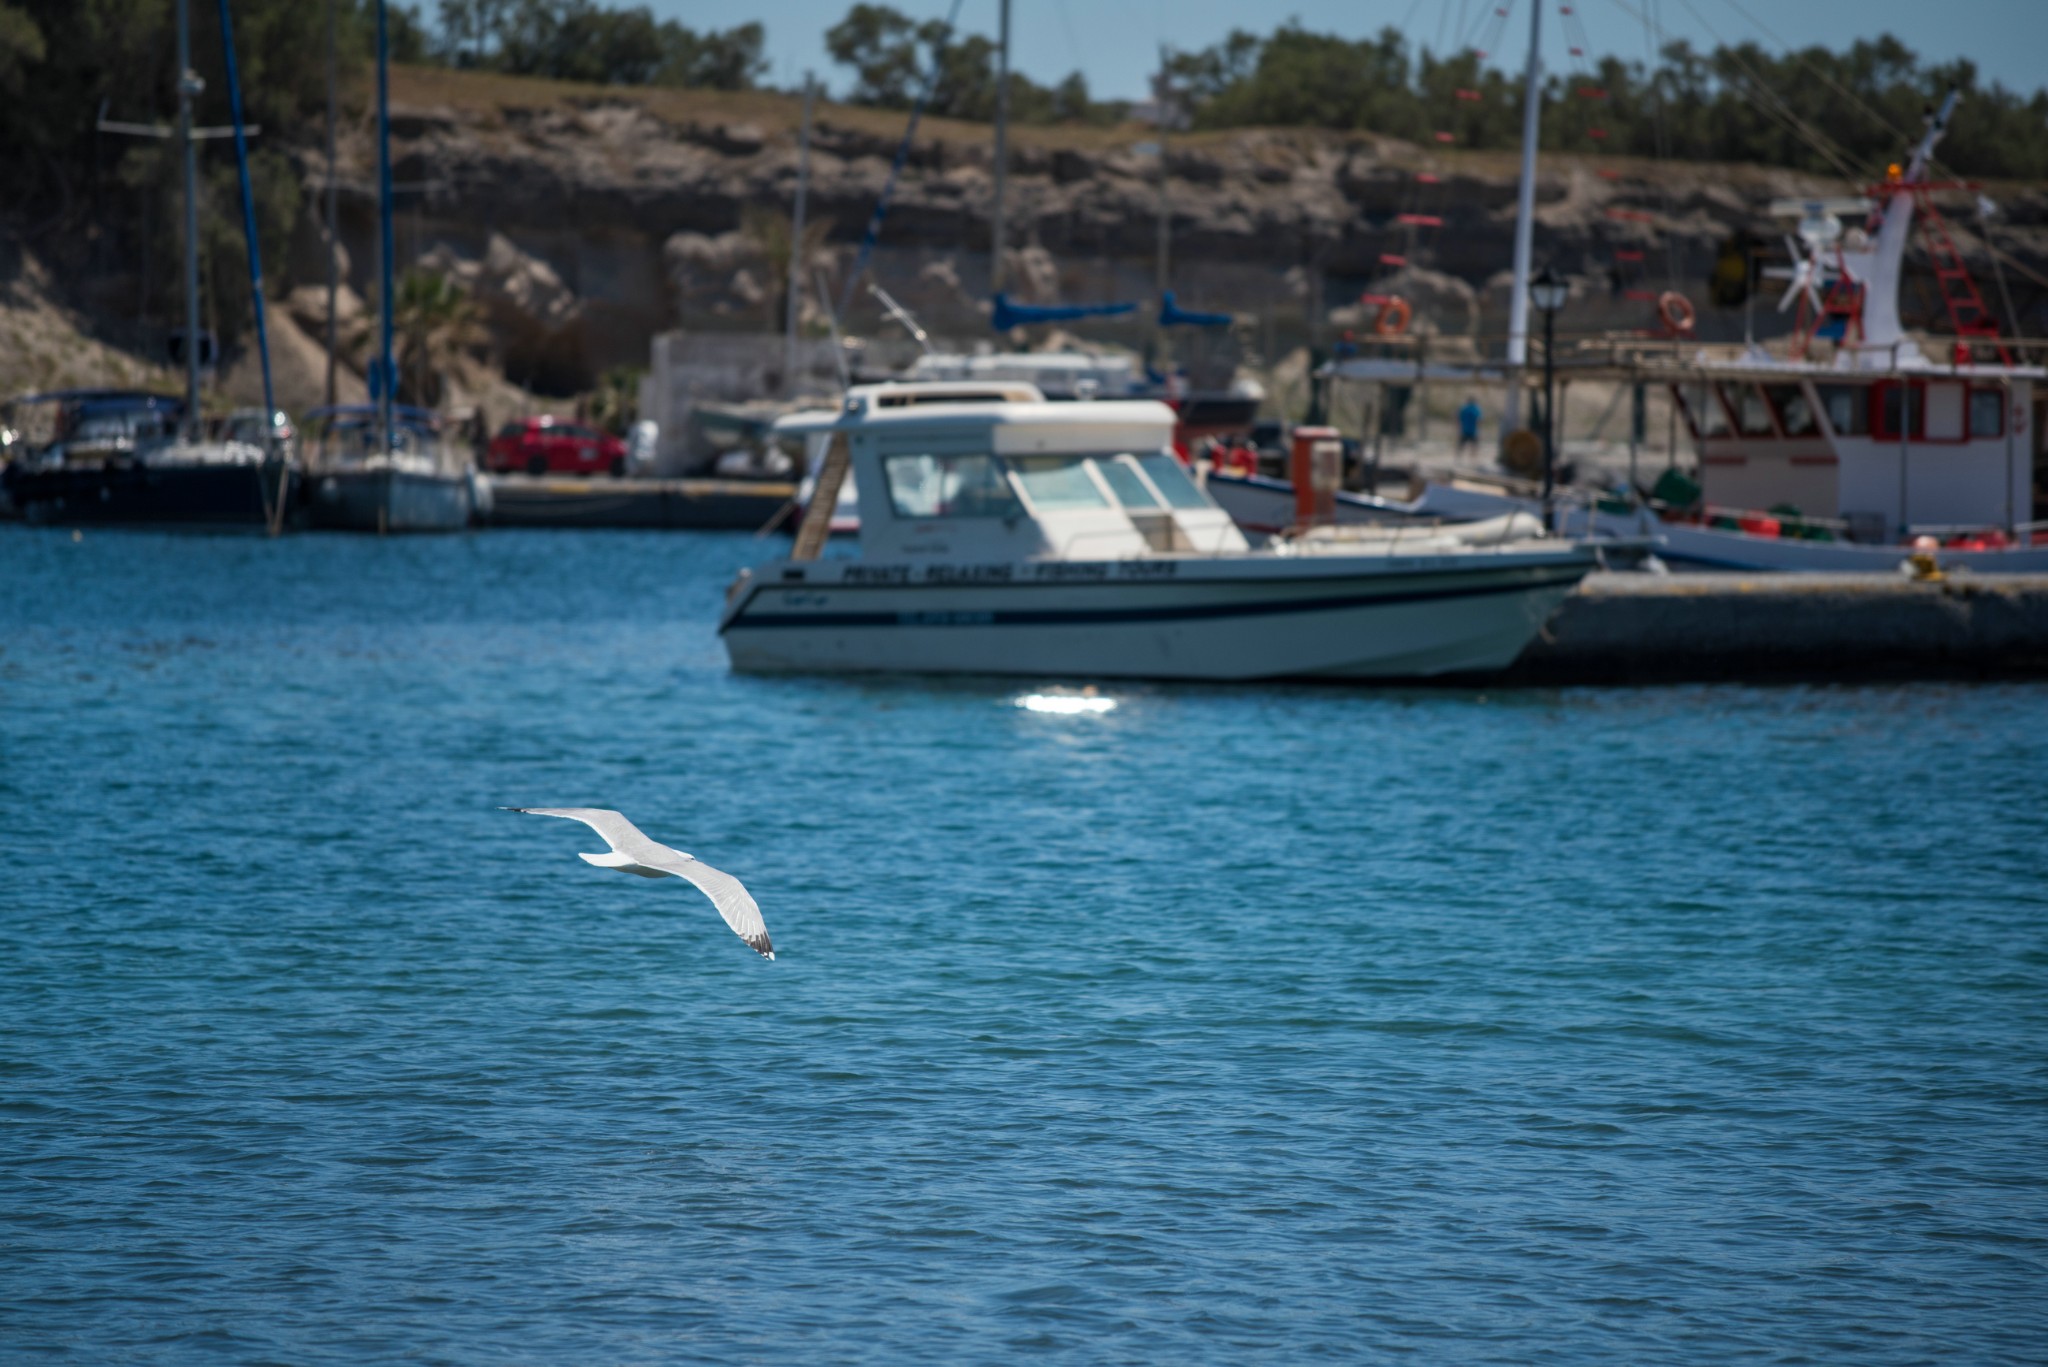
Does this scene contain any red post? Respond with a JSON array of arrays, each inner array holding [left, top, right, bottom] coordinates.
[[1290, 425, 1342, 527]]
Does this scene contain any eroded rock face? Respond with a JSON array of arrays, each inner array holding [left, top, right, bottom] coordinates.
[[295, 79, 2046, 395]]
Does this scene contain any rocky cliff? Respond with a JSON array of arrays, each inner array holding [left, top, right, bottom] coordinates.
[[16, 65, 2048, 407]]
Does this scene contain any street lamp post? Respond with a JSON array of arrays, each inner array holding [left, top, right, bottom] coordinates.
[[1528, 265, 1569, 517]]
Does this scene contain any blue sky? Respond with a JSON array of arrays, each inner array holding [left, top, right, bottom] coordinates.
[[637, 0, 2048, 103]]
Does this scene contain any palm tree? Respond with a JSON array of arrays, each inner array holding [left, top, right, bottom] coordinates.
[[391, 269, 486, 407]]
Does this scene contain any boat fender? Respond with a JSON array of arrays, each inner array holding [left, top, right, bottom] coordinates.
[[1656, 291, 1696, 335], [1374, 296, 1413, 336]]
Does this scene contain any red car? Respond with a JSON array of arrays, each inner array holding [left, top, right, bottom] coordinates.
[[489, 416, 629, 477]]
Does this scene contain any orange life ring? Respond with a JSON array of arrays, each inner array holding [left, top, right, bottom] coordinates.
[[1657, 290, 1696, 335], [1374, 296, 1413, 336]]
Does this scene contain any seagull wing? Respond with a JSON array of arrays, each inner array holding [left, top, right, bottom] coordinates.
[[632, 847, 775, 960], [505, 807, 774, 960], [503, 807, 649, 856]]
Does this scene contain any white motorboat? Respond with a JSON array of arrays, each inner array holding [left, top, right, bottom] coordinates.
[[720, 383, 1596, 681]]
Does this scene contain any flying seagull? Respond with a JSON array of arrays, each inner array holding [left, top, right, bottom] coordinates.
[[504, 808, 774, 960]]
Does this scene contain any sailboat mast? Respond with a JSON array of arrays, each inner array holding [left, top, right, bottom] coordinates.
[[1154, 47, 1171, 361], [217, 0, 274, 425], [990, 0, 1009, 295], [176, 0, 201, 438], [1502, 0, 1542, 438], [785, 72, 815, 395], [325, 0, 339, 410], [376, 0, 396, 454]]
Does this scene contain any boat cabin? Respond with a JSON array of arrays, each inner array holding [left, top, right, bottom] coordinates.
[[1670, 367, 2040, 536], [781, 382, 1248, 561], [1, 390, 185, 467]]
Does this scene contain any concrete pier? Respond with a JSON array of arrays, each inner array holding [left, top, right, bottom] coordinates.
[[484, 476, 794, 531], [1508, 573, 2048, 684]]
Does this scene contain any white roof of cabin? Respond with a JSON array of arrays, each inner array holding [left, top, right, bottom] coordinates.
[[771, 384, 1177, 453]]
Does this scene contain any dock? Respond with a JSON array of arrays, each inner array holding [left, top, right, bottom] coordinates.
[[1508, 572, 2048, 684], [483, 475, 794, 531]]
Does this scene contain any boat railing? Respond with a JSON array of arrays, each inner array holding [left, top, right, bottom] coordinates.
[[1322, 329, 2048, 381], [1661, 500, 2045, 546], [1658, 501, 1853, 537]]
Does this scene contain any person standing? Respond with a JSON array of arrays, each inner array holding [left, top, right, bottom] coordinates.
[[1457, 396, 1482, 457]]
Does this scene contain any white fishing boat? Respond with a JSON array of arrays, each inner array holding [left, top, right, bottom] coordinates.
[[1328, 92, 2047, 573], [720, 383, 1595, 681]]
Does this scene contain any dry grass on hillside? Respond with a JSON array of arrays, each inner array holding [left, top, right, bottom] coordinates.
[[387, 65, 1872, 192]]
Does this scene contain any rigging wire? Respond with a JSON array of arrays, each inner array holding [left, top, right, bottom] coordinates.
[[1462, 1, 1514, 60], [1662, 0, 1867, 186], [1637, 0, 1683, 288], [835, 0, 968, 321], [1602, 0, 1862, 189], [1700, 0, 2039, 330]]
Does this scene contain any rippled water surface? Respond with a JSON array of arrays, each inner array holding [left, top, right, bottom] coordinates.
[[3, 526, 2045, 1364]]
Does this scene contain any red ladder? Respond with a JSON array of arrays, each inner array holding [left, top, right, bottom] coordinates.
[[1912, 188, 2012, 365]]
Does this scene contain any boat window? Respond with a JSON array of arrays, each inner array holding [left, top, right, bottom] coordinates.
[[1674, 383, 1730, 437], [1815, 384, 1867, 436], [882, 453, 1020, 518], [1137, 453, 1213, 510], [1970, 389, 2005, 438], [1090, 456, 1161, 509], [1874, 382, 1922, 441], [1763, 384, 1819, 437], [1724, 383, 1777, 437], [1010, 456, 1110, 511]]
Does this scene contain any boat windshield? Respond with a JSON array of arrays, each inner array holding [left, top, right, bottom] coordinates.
[[1009, 456, 1110, 511], [1091, 455, 1161, 508], [1136, 454, 1212, 510], [883, 452, 1020, 518]]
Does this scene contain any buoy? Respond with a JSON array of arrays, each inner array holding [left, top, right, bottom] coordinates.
[[1657, 291, 1697, 335], [1373, 296, 1413, 336]]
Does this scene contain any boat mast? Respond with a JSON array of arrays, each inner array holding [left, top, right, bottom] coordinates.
[[375, 0, 396, 455], [784, 71, 816, 396], [1501, 0, 1542, 440], [217, 0, 275, 426], [324, 0, 339, 410], [990, 0, 1010, 296], [1155, 46, 1172, 364], [176, 0, 202, 439]]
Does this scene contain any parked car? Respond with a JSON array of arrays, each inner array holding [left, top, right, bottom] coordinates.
[[488, 416, 629, 477]]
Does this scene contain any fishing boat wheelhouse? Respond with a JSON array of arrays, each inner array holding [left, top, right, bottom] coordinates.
[[1332, 91, 2048, 572]]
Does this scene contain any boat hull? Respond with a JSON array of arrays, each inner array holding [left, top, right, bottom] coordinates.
[[1205, 470, 1424, 536], [1415, 481, 2048, 574], [720, 550, 1593, 680], [2, 459, 297, 530], [1647, 521, 2048, 573], [307, 467, 475, 532]]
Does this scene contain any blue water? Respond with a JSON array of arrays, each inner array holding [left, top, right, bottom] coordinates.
[[2, 525, 2045, 1364]]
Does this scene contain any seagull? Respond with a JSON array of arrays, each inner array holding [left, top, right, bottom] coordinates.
[[504, 808, 774, 960]]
